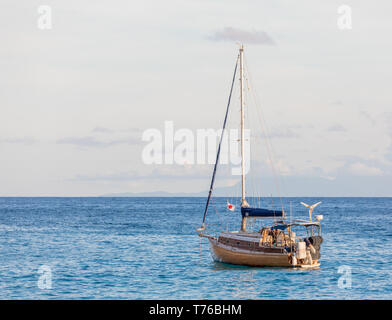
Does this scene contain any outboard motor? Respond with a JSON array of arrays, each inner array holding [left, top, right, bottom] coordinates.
[[306, 236, 323, 260]]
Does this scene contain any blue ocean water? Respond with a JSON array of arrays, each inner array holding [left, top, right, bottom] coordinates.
[[0, 197, 391, 300]]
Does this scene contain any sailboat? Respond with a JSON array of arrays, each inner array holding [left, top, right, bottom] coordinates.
[[197, 45, 323, 268]]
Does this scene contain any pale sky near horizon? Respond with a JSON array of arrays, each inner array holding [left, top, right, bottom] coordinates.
[[0, 0, 391, 196]]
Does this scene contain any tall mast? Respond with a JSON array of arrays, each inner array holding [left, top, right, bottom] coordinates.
[[239, 45, 248, 208]]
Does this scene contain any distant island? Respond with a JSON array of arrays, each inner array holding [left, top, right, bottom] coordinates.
[[100, 185, 241, 197], [100, 191, 206, 197], [99, 174, 392, 197]]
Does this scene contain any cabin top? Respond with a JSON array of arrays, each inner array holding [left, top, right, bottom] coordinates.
[[272, 219, 321, 229]]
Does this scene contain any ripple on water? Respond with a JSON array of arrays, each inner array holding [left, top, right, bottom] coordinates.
[[0, 197, 391, 299]]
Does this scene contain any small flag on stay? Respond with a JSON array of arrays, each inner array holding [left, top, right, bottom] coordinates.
[[227, 201, 235, 211]]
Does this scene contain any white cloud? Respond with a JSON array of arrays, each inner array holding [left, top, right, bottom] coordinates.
[[327, 124, 346, 132], [209, 27, 275, 45], [348, 162, 383, 176]]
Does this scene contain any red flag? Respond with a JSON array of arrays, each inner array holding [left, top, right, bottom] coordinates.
[[227, 201, 235, 211]]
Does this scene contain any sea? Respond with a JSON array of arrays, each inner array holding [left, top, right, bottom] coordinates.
[[0, 197, 391, 300]]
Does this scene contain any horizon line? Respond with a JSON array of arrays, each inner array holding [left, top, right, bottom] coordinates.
[[0, 196, 391, 198]]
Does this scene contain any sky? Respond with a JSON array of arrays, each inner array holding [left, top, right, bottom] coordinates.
[[0, 0, 391, 196]]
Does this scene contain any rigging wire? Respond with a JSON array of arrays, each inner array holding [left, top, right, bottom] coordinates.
[[210, 198, 227, 232], [246, 78, 257, 208], [243, 55, 285, 214]]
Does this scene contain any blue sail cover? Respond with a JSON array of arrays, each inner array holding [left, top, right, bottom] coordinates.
[[241, 207, 284, 218]]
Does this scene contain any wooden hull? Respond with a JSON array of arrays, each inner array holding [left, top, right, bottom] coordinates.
[[209, 238, 292, 267]]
